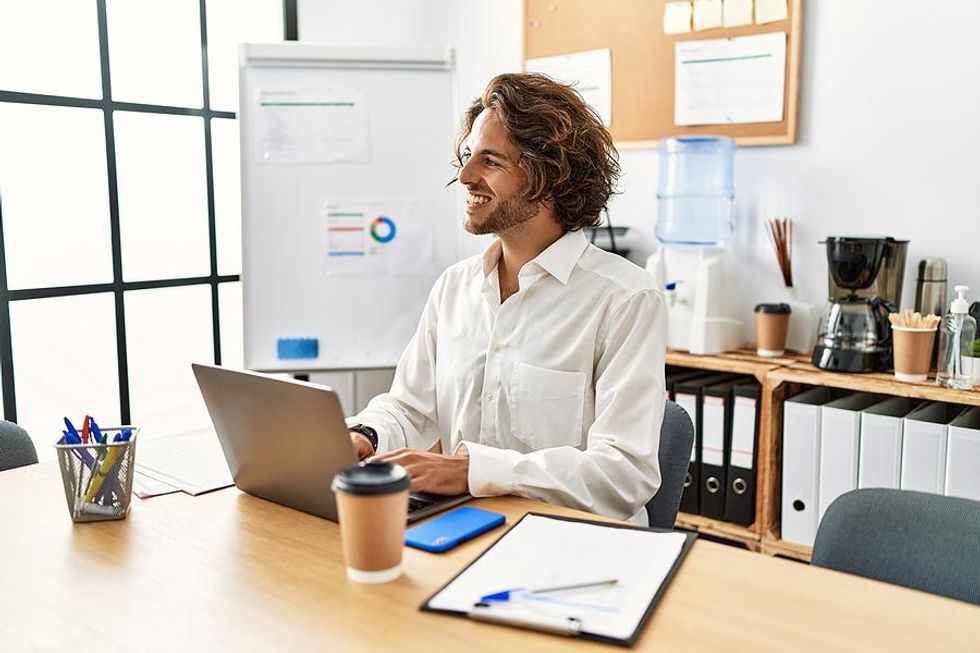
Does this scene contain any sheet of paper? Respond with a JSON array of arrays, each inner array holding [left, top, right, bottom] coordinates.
[[674, 32, 787, 126], [693, 0, 723, 31], [133, 470, 181, 499], [663, 1, 692, 34], [256, 87, 370, 164], [136, 428, 234, 496], [323, 199, 435, 278], [723, 0, 754, 27], [755, 0, 788, 24], [525, 49, 612, 127], [426, 514, 688, 642]]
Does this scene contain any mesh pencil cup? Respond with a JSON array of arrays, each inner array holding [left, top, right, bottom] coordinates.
[[54, 428, 139, 522]]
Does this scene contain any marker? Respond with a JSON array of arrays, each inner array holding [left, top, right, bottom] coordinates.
[[63, 418, 82, 445], [480, 578, 619, 603], [81, 415, 91, 444]]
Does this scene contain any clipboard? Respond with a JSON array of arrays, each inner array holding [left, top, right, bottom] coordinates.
[[420, 512, 697, 646]]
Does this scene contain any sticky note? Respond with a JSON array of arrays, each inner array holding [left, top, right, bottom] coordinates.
[[755, 0, 788, 24], [693, 0, 724, 31], [664, 1, 692, 34], [723, 0, 753, 27], [277, 338, 319, 360]]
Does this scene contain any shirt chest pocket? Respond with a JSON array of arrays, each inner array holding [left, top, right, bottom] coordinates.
[[510, 362, 586, 449]]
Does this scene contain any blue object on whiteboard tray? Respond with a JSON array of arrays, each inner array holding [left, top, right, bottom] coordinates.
[[277, 338, 319, 360]]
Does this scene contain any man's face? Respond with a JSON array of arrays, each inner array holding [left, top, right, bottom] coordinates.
[[458, 109, 539, 235]]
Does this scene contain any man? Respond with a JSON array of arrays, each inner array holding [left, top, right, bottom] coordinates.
[[346, 73, 666, 524]]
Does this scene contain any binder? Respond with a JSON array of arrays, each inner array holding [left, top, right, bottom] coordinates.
[[700, 376, 750, 520], [422, 513, 697, 646], [781, 387, 835, 547], [664, 369, 714, 400], [944, 407, 980, 501], [901, 402, 962, 494], [724, 380, 761, 525], [858, 397, 918, 490], [673, 373, 740, 516], [817, 393, 881, 523]]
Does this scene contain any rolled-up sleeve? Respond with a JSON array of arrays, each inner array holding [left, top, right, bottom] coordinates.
[[464, 289, 666, 523]]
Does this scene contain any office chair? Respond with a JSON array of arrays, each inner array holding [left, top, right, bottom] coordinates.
[[811, 488, 980, 606], [0, 420, 38, 472], [646, 399, 694, 530]]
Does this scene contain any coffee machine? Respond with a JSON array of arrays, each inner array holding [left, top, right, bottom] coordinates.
[[812, 236, 909, 372]]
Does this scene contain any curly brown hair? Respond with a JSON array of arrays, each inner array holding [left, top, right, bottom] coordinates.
[[453, 73, 620, 232]]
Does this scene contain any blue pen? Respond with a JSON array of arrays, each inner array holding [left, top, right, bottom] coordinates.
[[480, 579, 619, 603], [62, 418, 96, 468]]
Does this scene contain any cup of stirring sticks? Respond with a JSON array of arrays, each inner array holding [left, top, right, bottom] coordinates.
[[889, 309, 941, 382]]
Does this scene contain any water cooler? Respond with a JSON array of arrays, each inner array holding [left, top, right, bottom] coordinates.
[[646, 137, 743, 354]]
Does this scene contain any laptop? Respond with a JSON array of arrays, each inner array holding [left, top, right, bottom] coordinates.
[[191, 363, 469, 522]]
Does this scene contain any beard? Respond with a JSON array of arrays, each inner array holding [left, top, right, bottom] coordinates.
[[464, 192, 540, 236]]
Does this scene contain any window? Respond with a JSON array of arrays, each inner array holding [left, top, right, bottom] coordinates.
[[0, 1, 294, 458]]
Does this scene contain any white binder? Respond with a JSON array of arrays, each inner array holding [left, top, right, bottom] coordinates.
[[818, 393, 881, 522], [858, 397, 916, 490], [781, 387, 835, 547], [901, 402, 962, 494], [945, 407, 980, 501]]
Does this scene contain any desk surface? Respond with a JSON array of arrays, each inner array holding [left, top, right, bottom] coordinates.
[[2, 463, 978, 652]]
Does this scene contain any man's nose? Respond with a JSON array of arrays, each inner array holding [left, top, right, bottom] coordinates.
[[458, 157, 477, 186]]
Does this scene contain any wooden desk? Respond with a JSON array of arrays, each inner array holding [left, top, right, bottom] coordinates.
[[1, 464, 978, 651]]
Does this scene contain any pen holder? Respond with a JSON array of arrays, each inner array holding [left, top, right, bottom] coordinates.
[[54, 428, 139, 522]]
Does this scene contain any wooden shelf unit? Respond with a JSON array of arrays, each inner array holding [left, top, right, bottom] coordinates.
[[666, 350, 980, 561]]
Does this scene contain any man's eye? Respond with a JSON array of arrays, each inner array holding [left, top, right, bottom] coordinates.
[[484, 158, 498, 167]]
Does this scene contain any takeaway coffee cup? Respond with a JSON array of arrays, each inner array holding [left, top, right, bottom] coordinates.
[[755, 303, 792, 357], [892, 326, 937, 383], [331, 461, 411, 584]]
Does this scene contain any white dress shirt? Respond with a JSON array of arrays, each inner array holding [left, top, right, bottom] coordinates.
[[349, 229, 667, 524]]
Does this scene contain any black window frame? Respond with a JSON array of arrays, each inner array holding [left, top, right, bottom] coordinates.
[[0, 0, 298, 423]]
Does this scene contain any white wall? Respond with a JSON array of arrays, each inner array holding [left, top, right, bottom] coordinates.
[[299, 0, 980, 356]]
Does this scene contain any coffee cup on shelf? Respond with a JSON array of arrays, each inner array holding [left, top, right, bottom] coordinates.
[[891, 326, 937, 383], [755, 303, 792, 358], [331, 461, 411, 584]]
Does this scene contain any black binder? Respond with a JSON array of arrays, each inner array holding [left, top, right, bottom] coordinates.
[[699, 377, 749, 520], [665, 368, 714, 400], [673, 373, 740, 516], [724, 380, 762, 525]]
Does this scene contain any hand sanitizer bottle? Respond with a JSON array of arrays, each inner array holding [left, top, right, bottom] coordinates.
[[936, 285, 976, 390]]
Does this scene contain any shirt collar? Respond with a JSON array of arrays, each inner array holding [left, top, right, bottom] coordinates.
[[481, 230, 588, 285]]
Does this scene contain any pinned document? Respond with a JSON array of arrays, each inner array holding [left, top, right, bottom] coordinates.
[[256, 87, 370, 164], [755, 0, 788, 24], [663, 1, 693, 34], [722, 0, 753, 27], [693, 0, 723, 31], [675, 32, 787, 126], [525, 49, 612, 127]]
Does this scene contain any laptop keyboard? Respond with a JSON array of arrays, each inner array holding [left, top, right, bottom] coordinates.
[[408, 495, 435, 514]]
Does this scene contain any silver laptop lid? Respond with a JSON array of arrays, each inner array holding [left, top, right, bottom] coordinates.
[[192, 363, 356, 520]]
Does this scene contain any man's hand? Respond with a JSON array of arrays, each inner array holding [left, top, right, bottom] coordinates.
[[371, 448, 469, 495], [350, 432, 375, 461]]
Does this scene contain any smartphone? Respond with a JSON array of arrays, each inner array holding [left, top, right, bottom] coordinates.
[[404, 506, 506, 553]]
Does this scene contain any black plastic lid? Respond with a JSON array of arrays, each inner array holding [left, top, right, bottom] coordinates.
[[331, 461, 411, 496], [755, 303, 792, 314]]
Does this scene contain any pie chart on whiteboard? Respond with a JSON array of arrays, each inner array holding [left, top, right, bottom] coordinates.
[[370, 216, 397, 243]]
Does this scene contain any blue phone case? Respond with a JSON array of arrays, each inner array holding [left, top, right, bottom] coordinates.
[[404, 506, 506, 553]]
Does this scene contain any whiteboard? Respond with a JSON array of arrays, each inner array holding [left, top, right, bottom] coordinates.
[[239, 43, 458, 372]]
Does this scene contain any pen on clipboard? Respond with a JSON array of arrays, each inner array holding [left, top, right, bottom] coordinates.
[[468, 603, 583, 636], [480, 578, 619, 602]]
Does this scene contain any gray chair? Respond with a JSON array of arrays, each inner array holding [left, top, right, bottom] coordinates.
[[646, 399, 694, 529], [0, 420, 37, 472], [812, 488, 980, 606]]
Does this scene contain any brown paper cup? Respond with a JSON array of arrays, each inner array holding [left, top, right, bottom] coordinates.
[[756, 313, 791, 357], [331, 462, 411, 584], [892, 326, 937, 383], [335, 490, 409, 583]]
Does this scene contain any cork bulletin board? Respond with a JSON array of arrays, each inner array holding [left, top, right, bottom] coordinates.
[[523, 0, 803, 147]]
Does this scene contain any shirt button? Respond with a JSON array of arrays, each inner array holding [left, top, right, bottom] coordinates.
[[492, 343, 502, 353], [484, 392, 494, 402]]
